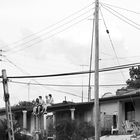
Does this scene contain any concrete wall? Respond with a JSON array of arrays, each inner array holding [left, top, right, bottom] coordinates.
[[30, 115, 35, 133], [121, 102, 125, 122], [84, 108, 93, 122], [120, 99, 140, 123], [100, 101, 118, 130], [100, 101, 118, 115], [135, 100, 140, 122]]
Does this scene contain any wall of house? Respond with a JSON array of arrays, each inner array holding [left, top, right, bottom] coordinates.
[[30, 115, 35, 133], [100, 101, 118, 130], [84, 109, 92, 122], [135, 99, 140, 122], [75, 110, 84, 124], [121, 102, 125, 122], [29, 113, 53, 136], [100, 101, 118, 115], [55, 110, 71, 124], [121, 99, 140, 123]]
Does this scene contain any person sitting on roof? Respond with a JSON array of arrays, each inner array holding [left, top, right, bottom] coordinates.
[[38, 96, 45, 114], [48, 94, 54, 105], [43, 95, 49, 113], [43, 94, 54, 114], [33, 98, 39, 115]]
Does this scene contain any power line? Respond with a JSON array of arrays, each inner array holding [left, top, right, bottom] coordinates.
[[101, 55, 140, 61], [6, 14, 93, 55], [100, 51, 113, 57], [2, 2, 95, 52], [101, 2, 140, 15], [101, 4, 140, 31], [5, 57, 30, 75], [48, 88, 88, 99], [100, 6, 126, 80], [9, 80, 127, 87], [7, 8, 94, 52], [5, 8, 94, 54], [3, 62, 140, 79], [88, 9, 95, 101], [101, 3, 140, 28], [5, 57, 87, 99]]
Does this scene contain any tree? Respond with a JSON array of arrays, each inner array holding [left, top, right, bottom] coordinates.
[[14, 101, 35, 108], [126, 66, 140, 89]]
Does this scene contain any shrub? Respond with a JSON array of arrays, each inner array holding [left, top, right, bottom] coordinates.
[[55, 120, 95, 140], [78, 122, 95, 140], [56, 119, 77, 140]]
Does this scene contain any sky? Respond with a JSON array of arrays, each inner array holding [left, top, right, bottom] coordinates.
[[0, 0, 140, 107]]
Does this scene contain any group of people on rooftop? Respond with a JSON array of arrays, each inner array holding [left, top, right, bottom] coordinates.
[[33, 94, 54, 115]]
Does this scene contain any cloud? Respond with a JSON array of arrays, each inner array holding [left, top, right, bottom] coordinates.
[[19, 28, 45, 59], [44, 37, 91, 66]]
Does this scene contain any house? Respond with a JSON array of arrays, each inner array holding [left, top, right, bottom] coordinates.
[[49, 90, 140, 135], [0, 105, 54, 138], [0, 89, 140, 139]]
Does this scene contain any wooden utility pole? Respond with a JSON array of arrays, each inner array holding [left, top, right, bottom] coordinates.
[[88, 13, 95, 102], [94, 0, 100, 139], [27, 82, 30, 101], [80, 64, 88, 102], [2, 69, 15, 140]]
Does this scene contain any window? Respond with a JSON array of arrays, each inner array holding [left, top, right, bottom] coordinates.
[[125, 102, 135, 121]]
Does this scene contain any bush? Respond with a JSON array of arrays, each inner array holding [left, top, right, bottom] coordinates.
[[55, 120, 95, 140], [15, 133, 32, 140], [78, 122, 95, 140], [101, 129, 111, 136], [56, 120, 77, 140]]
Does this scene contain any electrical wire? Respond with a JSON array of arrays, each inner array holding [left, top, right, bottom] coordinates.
[[88, 10, 95, 101], [5, 7, 95, 54], [6, 14, 94, 55], [2, 62, 140, 79], [101, 2, 140, 15], [2, 2, 95, 52], [101, 4, 140, 31], [100, 6, 126, 80], [6, 8, 94, 52], [100, 51, 113, 57], [5, 57, 87, 99], [5, 57, 30, 75], [101, 55, 140, 61], [47, 88, 88, 99], [9, 80, 127, 87], [101, 3, 140, 28]]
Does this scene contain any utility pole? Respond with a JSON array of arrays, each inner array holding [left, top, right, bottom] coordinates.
[[80, 64, 88, 102], [88, 13, 95, 102], [94, 0, 100, 140], [2, 69, 15, 140], [27, 82, 30, 101]]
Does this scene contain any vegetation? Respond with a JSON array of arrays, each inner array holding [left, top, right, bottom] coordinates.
[[14, 100, 35, 108], [0, 118, 32, 140], [126, 66, 140, 89], [55, 120, 94, 140], [0, 100, 35, 140]]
